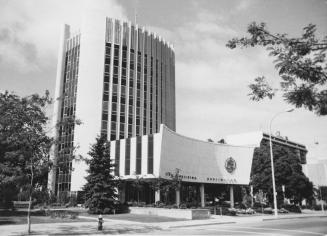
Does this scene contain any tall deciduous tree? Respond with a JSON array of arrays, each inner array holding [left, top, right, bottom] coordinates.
[[227, 22, 327, 115], [131, 174, 145, 204], [250, 140, 314, 206], [83, 135, 118, 214], [0, 91, 52, 234]]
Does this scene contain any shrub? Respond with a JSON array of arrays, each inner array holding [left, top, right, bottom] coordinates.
[[103, 208, 112, 214], [278, 208, 289, 214], [219, 201, 232, 207], [70, 212, 78, 219], [155, 201, 162, 206], [114, 202, 129, 214], [263, 207, 273, 214], [245, 208, 256, 214], [253, 202, 267, 208], [137, 202, 146, 207], [155, 201, 165, 208], [214, 206, 237, 216], [312, 204, 327, 211], [179, 203, 187, 209], [281, 204, 301, 213], [227, 208, 237, 216], [47, 209, 79, 219]]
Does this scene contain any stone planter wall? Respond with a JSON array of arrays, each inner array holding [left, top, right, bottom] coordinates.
[[130, 207, 210, 220]]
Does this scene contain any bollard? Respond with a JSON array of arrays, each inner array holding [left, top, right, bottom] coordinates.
[[98, 214, 103, 231]]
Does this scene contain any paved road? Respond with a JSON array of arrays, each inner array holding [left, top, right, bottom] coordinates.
[[144, 217, 327, 235]]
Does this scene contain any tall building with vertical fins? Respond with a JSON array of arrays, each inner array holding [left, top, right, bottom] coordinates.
[[48, 16, 176, 196]]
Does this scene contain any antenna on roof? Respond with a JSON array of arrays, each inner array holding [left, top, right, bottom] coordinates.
[[134, 0, 138, 25]]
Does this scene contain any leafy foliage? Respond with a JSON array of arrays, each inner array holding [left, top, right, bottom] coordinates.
[[248, 76, 276, 101], [0, 90, 53, 233], [250, 140, 314, 205], [0, 91, 53, 207], [227, 22, 327, 115], [149, 169, 183, 205], [83, 135, 118, 214]]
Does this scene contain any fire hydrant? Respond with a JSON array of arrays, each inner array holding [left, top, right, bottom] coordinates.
[[98, 214, 103, 231]]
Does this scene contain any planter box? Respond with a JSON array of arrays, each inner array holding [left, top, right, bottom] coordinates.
[[13, 201, 30, 209], [130, 207, 210, 220]]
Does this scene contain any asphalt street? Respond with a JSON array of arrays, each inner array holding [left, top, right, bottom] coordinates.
[[143, 217, 327, 235]]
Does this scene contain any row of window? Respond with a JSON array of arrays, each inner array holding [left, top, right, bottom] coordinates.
[[57, 42, 80, 193], [101, 43, 111, 136], [101, 43, 170, 141], [105, 18, 176, 132]]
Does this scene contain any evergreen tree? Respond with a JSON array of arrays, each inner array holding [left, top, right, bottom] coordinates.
[[83, 135, 118, 214]]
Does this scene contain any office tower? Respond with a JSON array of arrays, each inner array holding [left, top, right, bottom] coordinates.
[[48, 17, 176, 195]]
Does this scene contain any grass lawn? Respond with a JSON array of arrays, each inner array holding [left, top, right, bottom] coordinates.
[[81, 212, 187, 223], [0, 209, 93, 225], [0, 215, 93, 225]]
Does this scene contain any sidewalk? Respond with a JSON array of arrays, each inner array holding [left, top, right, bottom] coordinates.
[[1, 211, 326, 235]]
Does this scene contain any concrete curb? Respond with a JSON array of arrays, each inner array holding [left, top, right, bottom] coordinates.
[[262, 214, 327, 221], [169, 221, 236, 228]]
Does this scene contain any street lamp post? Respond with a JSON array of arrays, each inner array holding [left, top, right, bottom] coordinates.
[[319, 186, 325, 212], [282, 185, 285, 204], [269, 109, 294, 217]]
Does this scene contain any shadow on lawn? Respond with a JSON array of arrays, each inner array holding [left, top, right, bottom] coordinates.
[[26, 224, 161, 235]]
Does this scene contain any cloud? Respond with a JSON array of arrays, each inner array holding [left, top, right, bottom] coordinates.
[[147, 3, 289, 142], [0, 23, 39, 72], [0, 0, 127, 73], [234, 0, 255, 12]]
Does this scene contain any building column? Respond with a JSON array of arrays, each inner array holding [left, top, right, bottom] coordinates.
[[176, 189, 180, 206], [155, 190, 160, 203], [200, 183, 205, 207], [230, 185, 234, 208]]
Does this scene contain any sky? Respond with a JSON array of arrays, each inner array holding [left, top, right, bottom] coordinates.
[[0, 0, 326, 162]]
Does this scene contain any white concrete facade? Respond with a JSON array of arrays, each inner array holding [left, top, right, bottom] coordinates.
[[303, 160, 327, 187], [69, 125, 255, 193], [104, 125, 255, 185]]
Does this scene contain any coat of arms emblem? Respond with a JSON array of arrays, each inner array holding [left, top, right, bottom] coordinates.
[[225, 157, 236, 174]]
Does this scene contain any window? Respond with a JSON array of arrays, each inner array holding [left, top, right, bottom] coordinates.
[[105, 65, 110, 73], [113, 84, 118, 93], [103, 93, 109, 101], [105, 57, 110, 65], [125, 138, 130, 175], [115, 140, 120, 176], [148, 135, 154, 174], [136, 136, 142, 174], [102, 113, 108, 121], [104, 82, 109, 91], [104, 75, 110, 83]]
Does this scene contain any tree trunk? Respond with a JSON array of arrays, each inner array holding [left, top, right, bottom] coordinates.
[[137, 190, 140, 204], [27, 194, 32, 234], [27, 157, 34, 234]]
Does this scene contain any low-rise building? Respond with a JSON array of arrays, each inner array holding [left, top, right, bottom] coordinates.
[[72, 125, 256, 206]]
